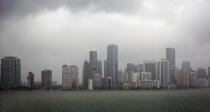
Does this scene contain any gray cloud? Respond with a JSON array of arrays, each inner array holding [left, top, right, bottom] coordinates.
[[0, 0, 142, 19], [0, 0, 210, 84]]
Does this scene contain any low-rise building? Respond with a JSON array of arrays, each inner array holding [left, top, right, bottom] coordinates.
[[130, 72, 160, 89]]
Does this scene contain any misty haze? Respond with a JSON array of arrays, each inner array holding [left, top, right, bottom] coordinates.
[[0, 0, 210, 112]]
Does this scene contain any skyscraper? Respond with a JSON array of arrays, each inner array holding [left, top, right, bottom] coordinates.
[[1, 56, 21, 88], [107, 44, 118, 85], [144, 60, 156, 80], [62, 65, 79, 89], [27, 72, 34, 88], [89, 51, 97, 79], [157, 59, 169, 87], [166, 48, 176, 84], [41, 69, 52, 88], [82, 60, 89, 89]]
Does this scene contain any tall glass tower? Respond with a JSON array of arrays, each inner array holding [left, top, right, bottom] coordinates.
[[107, 44, 118, 85]]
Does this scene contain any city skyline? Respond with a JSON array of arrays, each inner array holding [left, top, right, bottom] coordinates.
[[1, 45, 210, 85], [1, 0, 210, 84], [1, 1, 210, 112]]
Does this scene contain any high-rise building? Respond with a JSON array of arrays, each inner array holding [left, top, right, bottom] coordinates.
[[27, 72, 34, 88], [89, 51, 102, 88], [82, 60, 89, 89], [208, 67, 210, 79], [181, 61, 191, 71], [197, 68, 207, 79], [62, 65, 79, 89], [107, 44, 118, 85], [144, 60, 156, 80], [41, 69, 52, 88], [157, 59, 169, 87], [89, 51, 97, 79], [176, 69, 189, 88], [1, 56, 21, 88], [83, 51, 103, 89], [166, 48, 176, 84]]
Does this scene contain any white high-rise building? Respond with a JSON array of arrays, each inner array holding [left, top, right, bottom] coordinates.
[[62, 65, 79, 89]]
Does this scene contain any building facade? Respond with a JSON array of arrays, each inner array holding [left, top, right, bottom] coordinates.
[[107, 44, 118, 85], [181, 61, 191, 71], [189, 71, 197, 88], [62, 65, 79, 89], [127, 63, 137, 82], [157, 59, 169, 87], [197, 68, 207, 79], [197, 79, 208, 88], [136, 64, 144, 73], [41, 69, 52, 88], [166, 48, 176, 84], [89, 51, 97, 79], [1, 56, 21, 88], [82, 60, 90, 89], [144, 60, 156, 80], [176, 69, 189, 88], [138, 72, 160, 89]]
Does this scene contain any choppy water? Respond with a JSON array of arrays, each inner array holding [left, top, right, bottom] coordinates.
[[0, 89, 210, 112]]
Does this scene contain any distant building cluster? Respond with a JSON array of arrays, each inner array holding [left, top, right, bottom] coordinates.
[[1, 45, 210, 90]]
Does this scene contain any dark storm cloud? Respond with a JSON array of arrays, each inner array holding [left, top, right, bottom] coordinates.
[[0, 0, 141, 19]]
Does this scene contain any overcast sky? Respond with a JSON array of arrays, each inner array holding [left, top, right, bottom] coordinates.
[[0, 0, 210, 84]]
